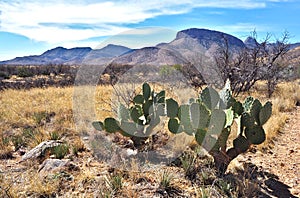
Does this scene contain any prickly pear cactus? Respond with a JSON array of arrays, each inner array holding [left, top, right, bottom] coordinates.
[[165, 81, 272, 172], [92, 82, 166, 147], [92, 80, 273, 173]]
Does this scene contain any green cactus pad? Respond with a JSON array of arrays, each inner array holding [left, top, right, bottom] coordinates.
[[92, 121, 104, 131], [142, 83, 151, 101], [156, 103, 165, 116], [245, 125, 266, 145], [241, 112, 255, 128], [198, 103, 210, 129], [195, 128, 208, 145], [200, 86, 220, 110], [178, 104, 190, 122], [149, 113, 160, 126], [120, 121, 137, 136], [118, 103, 130, 121], [207, 109, 226, 135], [168, 118, 182, 134], [259, 102, 272, 125], [250, 99, 262, 124], [166, 98, 179, 118], [190, 103, 200, 129], [130, 106, 142, 123], [232, 101, 243, 117], [142, 100, 152, 116], [156, 90, 166, 103], [233, 135, 250, 152], [190, 102, 211, 130], [104, 118, 120, 133], [178, 104, 194, 135], [133, 94, 144, 104]]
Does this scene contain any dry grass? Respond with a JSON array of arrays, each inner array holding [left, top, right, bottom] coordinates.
[[0, 80, 299, 197]]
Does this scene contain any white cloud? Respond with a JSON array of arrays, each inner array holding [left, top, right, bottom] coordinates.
[[0, 0, 286, 46]]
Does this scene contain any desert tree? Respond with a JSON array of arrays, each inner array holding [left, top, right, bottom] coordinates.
[[215, 30, 290, 97], [264, 31, 290, 97]]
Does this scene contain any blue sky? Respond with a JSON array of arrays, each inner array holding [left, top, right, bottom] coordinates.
[[0, 0, 299, 61]]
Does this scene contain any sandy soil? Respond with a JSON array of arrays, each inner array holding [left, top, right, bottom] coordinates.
[[238, 106, 299, 198]]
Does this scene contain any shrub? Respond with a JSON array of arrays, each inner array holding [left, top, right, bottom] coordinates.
[[17, 67, 34, 78], [0, 71, 10, 79], [51, 144, 69, 159]]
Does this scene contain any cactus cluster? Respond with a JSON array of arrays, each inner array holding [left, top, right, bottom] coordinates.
[[92, 81, 272, 172], [92, 83, 165, 146], [166, 83, 235, 152], [166, 80, 272, 156]]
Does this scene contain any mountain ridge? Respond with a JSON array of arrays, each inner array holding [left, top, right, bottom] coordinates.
[[1, 28, 299, 66]]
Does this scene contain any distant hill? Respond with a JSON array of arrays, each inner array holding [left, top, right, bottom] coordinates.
[[286, 46, 300, 65], [244, 37, 259, 49], [0, 44, 131, 65], [1, 28, 299, 66], [0, 47, 92, 65], [81, 44, 131, 65], [112, 28, 246, 66]]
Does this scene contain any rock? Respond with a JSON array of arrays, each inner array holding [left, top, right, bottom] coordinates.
[[38, 158, 79, 175], [20, 140, 63, 161]]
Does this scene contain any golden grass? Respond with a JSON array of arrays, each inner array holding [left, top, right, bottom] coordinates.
[[1, 80, 298, 153], [0, 168, 60, 197], [0, 80, 299, 197]]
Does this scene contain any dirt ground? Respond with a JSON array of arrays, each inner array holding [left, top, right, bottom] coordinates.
[[237, 106, 300, 198]]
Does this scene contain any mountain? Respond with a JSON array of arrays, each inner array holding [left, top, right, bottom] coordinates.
[[1, 28, 299, 66], [244, 37, 259, 49], [175, 28, 245, 50], [0, 47, 92, 65], [288, 43, 300, 50], [81, 44, 131, 65], [0, 44, 131, 65], [286, 46, 300, 65], [112, 28, 246, 66]]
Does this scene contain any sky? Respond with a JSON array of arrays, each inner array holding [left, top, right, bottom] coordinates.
[[0, 0, 299, 61]]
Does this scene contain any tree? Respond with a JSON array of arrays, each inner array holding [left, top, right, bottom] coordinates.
[[215, 31, 290, 97]]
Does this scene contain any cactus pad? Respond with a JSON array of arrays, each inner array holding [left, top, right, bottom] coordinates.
[[245, 125, 266, 145], [207, 109, 226, 135], [133, 94, 144, 104], [92, 121, 104, 131], [200, 86, 220, 110], [142, 83, 151, 101], [166, 98, 179, 118], [250, 99, 262, 124], [104, 118, 120, 133], [118, 103, 130, 121], [168, 118, 183, 134], [259, 102, 272, 125]]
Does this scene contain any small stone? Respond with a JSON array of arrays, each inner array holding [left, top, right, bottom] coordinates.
[[38, 158, 79, 175]]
